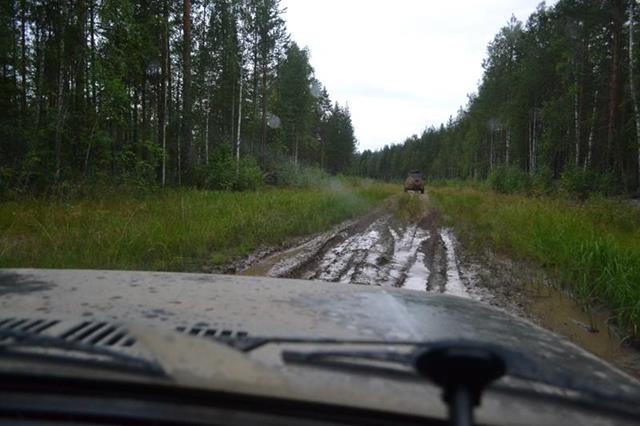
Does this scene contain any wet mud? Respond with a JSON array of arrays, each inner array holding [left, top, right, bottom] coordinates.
[[239, 192, 640, 378], [242, 195, 490, 301]]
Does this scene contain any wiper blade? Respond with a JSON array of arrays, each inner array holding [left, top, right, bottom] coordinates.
[[281, 340, 640, 423], [285, 342, 506, 426], [0, 329, 166, 377], [225, 336, 428, 352], [283, 349, 416, 378]]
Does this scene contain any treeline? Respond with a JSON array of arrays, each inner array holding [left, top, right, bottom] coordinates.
[[353, 0, 640, 194], [0, 0, 357, 191]]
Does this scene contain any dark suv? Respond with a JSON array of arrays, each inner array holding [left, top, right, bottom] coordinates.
[[404, 170, 424, 193]]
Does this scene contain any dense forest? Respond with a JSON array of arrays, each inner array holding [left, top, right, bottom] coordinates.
[[353, 0, 640, 195], [0, 0, 357, 191]]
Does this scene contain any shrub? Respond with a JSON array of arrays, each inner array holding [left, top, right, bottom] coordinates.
[[487, 166, 531, 194], [267, 157, 331, 188], [560, 167, 591, 199], [235, 157, 263, 191], [194, 147, 263, 191], [560, 168, 622, 199], [530, 167, 554, 195]]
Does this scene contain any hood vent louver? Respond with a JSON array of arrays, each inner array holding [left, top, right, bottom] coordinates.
[[0, 318, 135, 348], [0, 317, 60, 337], [175, 324, 249, 340], [59, 321, 136, 347], [1, 318, 248, 349]]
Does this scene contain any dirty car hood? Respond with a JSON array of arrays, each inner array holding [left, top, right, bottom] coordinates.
[[1, 268, 639, 402]]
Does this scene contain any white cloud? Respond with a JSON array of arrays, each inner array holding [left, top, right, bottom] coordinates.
[[281, 0, 557, 151]]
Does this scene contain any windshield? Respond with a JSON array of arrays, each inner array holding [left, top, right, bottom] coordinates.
[[1, 0, 640, 423]]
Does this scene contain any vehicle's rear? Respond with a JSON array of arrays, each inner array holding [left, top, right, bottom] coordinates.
[[404, 172, 425, 193]]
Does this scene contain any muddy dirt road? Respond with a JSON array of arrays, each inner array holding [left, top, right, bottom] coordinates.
[[243, 200, 486, 300], [240, 193, 640, 378]]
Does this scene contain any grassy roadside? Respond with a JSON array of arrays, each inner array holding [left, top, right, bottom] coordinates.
[[0, 179, 396, 272], [429, 186, 640, 337]]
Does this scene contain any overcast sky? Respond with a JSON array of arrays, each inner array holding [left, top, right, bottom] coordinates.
[[281, 0, 557, 152]]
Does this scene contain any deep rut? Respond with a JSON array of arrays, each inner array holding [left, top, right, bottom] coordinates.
[[241, 198, 480, 299]]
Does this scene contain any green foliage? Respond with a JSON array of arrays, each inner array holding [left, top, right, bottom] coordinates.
[[1, 0, 356, 192], [274, 42, 315, 161], [115, 141, 161, 189], [560, 168, 622, 199], [323, 103, 357, 174], [430, 186, 640, 338], [531, 167, 555, 195], [194, 147, 263, 191], [487, 166, 531, 194], [0, 182, 394, 271], [267, 157, 331, 187], [352, 1, 639, 195], [236, 157, 264, 191]]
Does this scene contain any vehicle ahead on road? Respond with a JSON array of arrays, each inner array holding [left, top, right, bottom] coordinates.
[[404, 170, 425, 193], [1, 269, 639, 426]]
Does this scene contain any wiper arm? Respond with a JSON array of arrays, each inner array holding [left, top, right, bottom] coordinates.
[[284, 342, 505, 426], [0, 329, 166, 377], [283, 349, 416, 378], [282, 340, 640, 426]]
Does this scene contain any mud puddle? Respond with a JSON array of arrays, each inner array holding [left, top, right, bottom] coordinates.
[[458, 246, 640, 379], [525, 281, 640, 378]]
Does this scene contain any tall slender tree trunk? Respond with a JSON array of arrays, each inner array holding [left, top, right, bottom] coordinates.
[[531, 107, 538, 173], [75, 0, 87, 112], [90, 0, 97, 109], [35, 21, 43, 129], [160, 0, 169, 186], [54, 20, 66, 182], [132, 89, 139, 146], [230, 81, 236, 144], [320, 131, 325, 169], [505, 128, 510, 166], [574, 68, 581, 167], [10, 2, 17, 101], [251, 32, 259, 154], [585, 89, 599, 170], [607, 0, 623, 167], [236, 64, 243, 175], [204, 102, 209, 164], [182, 0, 193, 177], [489, 130, 494, 171], [629, 2, 640, 190], [528, 116, 532, 173], [260, 61, 268, 162], [20, 0, 27, 117]]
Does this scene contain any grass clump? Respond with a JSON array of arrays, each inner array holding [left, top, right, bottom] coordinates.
[[429, 186, 640, 337], [392, 193, 427, 222], [0, 180, 395, 272]]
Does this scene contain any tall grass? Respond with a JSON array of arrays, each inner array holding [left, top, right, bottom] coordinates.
[[430, 187, 640, 336], [0, 180, 396, 272], [393, 193, 427, 222]]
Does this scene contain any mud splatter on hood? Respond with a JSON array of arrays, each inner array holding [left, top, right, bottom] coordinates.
[[1, 267, 640, 403]]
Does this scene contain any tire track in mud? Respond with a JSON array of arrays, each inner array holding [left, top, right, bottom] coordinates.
[[241, 194, 485, 300]]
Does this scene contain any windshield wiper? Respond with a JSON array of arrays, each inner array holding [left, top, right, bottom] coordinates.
[[283, 342, 504, 426], [281, 340, 640, 426], [0, 329, 166, 377]]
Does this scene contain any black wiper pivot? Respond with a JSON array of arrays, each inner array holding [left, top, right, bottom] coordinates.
[[414, 343, 506, 426]]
